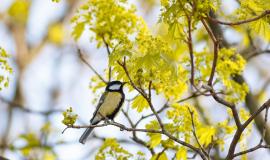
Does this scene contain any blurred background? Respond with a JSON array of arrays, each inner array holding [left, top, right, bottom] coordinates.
[[0, 0, 270, 159]]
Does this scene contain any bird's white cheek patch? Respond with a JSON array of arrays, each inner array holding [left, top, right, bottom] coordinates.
[[109, 84, 121, 90]]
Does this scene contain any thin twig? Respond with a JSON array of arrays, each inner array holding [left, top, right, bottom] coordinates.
[[201, 19, 217, 43], [201, 19, 219, 86], [188, 108, 208, 157], [0, 97, 63, 115], [145, 84, 164, 130], [208, 10, 270, 26], [156, 147, 167, 159], [233, 144, 270, 158], [187, 15, 195, 86], [242, 99, 270, 129], [135, 103, 169, 127], [77, 49, 107, 84], [188, 153, 198, 159], [246, 49, 270, 60], [177, 90, 222, 103], [117, 58, 146, 97], [207, 136, 214, 160], [205, 85, 242, 129], [148, 81, 152, 99], [102, 36, 112, 82], [121, 108, 155, 155], [260, 106, 269, 144]]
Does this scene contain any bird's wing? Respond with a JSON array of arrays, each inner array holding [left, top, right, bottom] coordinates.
[[90, 91, 108, 123]]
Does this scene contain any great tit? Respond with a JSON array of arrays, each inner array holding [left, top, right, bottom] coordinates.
[[79, 81, 126, 144]]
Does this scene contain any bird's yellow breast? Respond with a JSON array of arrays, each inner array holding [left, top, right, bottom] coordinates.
[[97, 92, 122, 118]]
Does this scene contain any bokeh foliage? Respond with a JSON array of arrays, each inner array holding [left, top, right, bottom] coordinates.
[[1, 0, 270, 159]]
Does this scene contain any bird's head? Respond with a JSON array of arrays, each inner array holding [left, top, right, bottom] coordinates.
[[106, 81, 127, 91]]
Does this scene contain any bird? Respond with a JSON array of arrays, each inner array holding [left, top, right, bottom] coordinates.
[[79, 81, 126, 144]]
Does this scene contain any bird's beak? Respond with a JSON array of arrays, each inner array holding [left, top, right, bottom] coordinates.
[[122, 82, 128, 85]]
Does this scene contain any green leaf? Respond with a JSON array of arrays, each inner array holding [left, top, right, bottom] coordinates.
[[62, 107, 78, 126], [176, 147, 187, 160], [72, 22, 85, 40], [159, 152, 168, 160], [149, 133, 162, 148], [96, 138, 132, 160], [131, 95, 149, 112], [169, 21, 184, 39], [146, 120, 161, 148], [0, 47, 12, 90], [250, 18, 270, 41], [197, 126, 216, 146]]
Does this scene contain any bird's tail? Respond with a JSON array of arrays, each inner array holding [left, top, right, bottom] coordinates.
[[79, 127, 94, 144]]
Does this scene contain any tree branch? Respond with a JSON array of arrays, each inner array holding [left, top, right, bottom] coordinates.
[[233, 104, 270, 158], [242, 99, 270, 130], [201, 18, 242, 129], [246, 49, 270, 60], [0, 97, 62, 115], [226, 99, 270, 160], [233, 144, 270, 158], [135, 103, 169, 127], [187, 15, 195, 86], [208, 10, 270, 26], [64, 119, 206, 159], [201, 19, 219, 86], [117, 58, 146, 97], [188, 108, 208, 157]]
